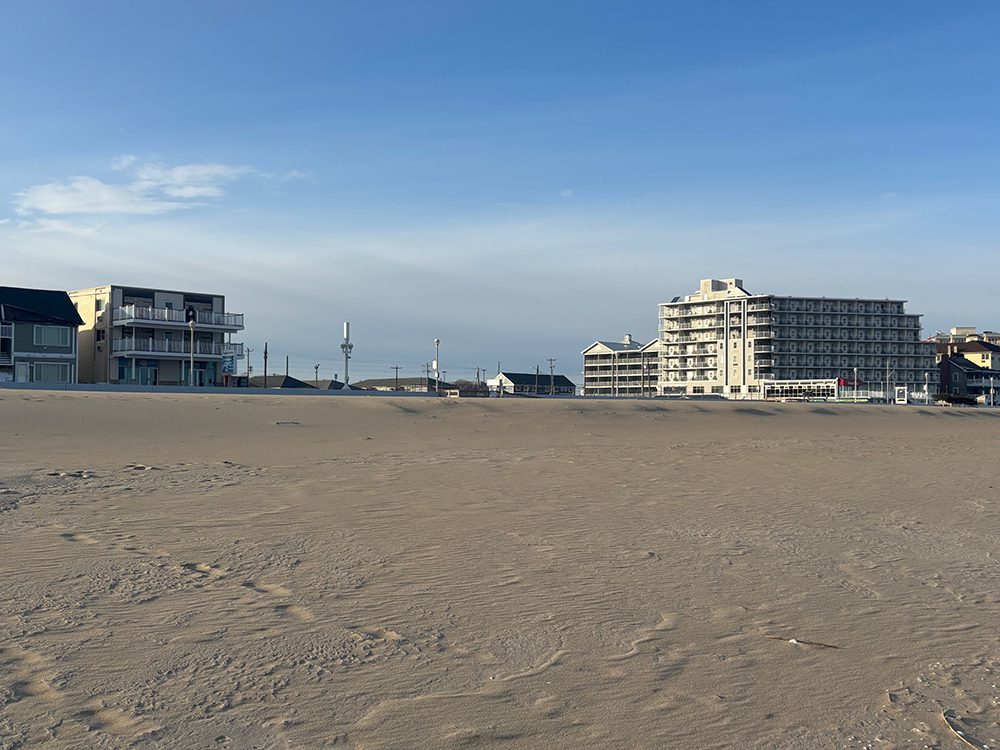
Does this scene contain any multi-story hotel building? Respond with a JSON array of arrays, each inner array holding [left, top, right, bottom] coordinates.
[[658, 278, 937, 398], [581, 334, 660, 396], [70, 285, 245, 386]]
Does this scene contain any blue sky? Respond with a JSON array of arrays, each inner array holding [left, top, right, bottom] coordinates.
[[2, 1, 999, 382]]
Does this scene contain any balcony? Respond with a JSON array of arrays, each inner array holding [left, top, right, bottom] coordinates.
[[0, 351, 11, 366], [1, 323, 12, 339], [223, 342, 245, 359], [112, 337, 227, 358], [113, 304, 244, 331]]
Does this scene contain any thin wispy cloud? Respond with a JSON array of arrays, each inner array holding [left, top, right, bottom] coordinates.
[[14, 155, 257, 217]]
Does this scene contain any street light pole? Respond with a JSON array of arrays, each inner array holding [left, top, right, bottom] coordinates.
[[341, 322, 353, 388], [854, 366, 858, 403], [189, 320, 195, 386], [185, 304, 197, 387], [434, 338, 441, 394]]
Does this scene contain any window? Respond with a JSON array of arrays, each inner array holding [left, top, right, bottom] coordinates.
[[96, 299, 105, 312], [96, 329, 106, 341], [33, 362, 71, 383], [165, 301, 174, 310], [33, 325, 72, 347]]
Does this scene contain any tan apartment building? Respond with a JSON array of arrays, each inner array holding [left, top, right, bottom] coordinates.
[[70, 285, 245, 386], [581, 334, 660, 396], [929, 327, 1000, 347], [659, 278, 937, 398]]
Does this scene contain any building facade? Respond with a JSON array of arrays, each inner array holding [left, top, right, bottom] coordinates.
[[0, 287, 83, 384], [487, 372, 576, 396], [658, 278, 937, 398], [70, 285, 245, 386], [581, 334, 660, 396], [936, 341, 1000, 402]]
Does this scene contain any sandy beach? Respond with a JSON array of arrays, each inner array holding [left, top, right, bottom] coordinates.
[[1, 391, 999, 749]]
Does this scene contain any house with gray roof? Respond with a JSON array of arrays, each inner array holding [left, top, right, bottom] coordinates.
[[581, 334, 661, 397]]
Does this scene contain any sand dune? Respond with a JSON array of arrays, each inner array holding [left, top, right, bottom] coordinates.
[[1, 391, 999, 748]]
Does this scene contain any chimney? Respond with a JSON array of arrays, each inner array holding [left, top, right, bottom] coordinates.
[[623, 333, 633, 345]]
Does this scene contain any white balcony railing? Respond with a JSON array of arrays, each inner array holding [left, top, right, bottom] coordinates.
[[112, 338, 226, 356], [113, 304, 244, 329], [0, 352, 12, 366]]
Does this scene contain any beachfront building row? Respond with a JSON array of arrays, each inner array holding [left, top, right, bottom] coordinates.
[[70, 285, 245, 386], [583, 278, 939, 398], [0, 287, 84, 384]]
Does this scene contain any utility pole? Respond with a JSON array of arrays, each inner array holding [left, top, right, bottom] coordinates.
[[391, 365, 401, 391], [548, 358, 556, 396], [263, 342, 269, 389], [314, 364, 320, 388], [535, 365, 540, 395], [285, 355, 289, 378], [245, 348, 254, 378], [434, 338, 441, 394], [475, 366, 481, 391], [424, 362, 431, 391], [341, 322, 353, 388], [854, 366, 858, 404]]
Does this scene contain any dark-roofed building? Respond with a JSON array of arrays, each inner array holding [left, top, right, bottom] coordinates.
[[248, 375, 316, 389], [486, 371, 576, 396], [936, 341, 1000, 403], [314, 378, 348, 390], [582, 334, 661, 396], [938, 354, 1000, 403], [352, 376, 449, 392], [0, 286, 84, 384]]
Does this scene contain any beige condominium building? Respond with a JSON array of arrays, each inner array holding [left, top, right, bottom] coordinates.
[[70, 285, 245, 386], [659, 278, 937, 398], [581, 334, 661, 396]]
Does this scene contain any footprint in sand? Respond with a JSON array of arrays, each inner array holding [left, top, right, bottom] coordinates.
[[177, 562, 228, 582], [242, 580, 315, 621], [59, 531, 99, 545], [242, 580, 291, 596], [74, 700, 160, 742], [0, 645, 61, 704], [273, 604, 315, 622]]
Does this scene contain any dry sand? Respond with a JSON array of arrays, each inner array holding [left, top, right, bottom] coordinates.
[[1, 391, 999, 749]]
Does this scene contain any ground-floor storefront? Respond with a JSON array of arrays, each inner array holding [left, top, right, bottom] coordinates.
[[114, 357, 219, 386]]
